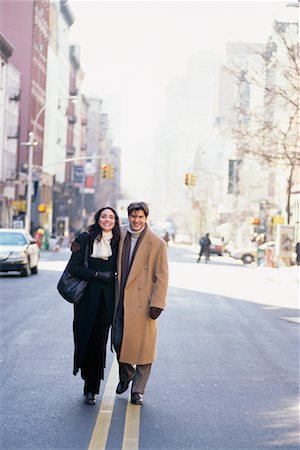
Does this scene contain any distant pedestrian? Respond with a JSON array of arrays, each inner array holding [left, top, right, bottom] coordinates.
[[163, 231, 170, 246], [197, 232, 211, 263], [34, 227, 44, 249], [296, 242, 300, 266]]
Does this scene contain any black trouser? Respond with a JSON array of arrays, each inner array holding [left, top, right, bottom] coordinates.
[[197, 247, 210, 262], [118, 361, 152, 394], [81, 298, 110, 395]]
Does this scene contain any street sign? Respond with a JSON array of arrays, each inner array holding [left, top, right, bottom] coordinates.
[[73, 165, 85, 183], [84, 162, 96, 176]]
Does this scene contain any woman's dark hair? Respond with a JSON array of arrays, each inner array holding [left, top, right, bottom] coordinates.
[[87, 207, 120, 245]]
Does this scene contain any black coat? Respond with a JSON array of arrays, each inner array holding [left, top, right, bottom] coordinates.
[[68, 232, 118, 375]]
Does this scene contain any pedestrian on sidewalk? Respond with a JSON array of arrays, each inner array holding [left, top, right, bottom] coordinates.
[[296, 242, 300, 266], [113, 201, 169, 405], [163, 230, 170, 246], [68, 207, 120, 405], [197, 232, 211, 263]]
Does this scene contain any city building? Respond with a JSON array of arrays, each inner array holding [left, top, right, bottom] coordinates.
[[85, 98, 121, 213], [214, 41, 272, 246], [266, 20, 300, 241], [0, 0, 122, 235], [43, 0, 75, 234], [0, 32, 21, 227], [1, 0, 50, 231], [51, 43, 86, 235], [213, 19, 299, 251], [151, 52, 220, 232]]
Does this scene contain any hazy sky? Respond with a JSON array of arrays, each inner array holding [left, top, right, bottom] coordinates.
[[69, 0, 296, 197]]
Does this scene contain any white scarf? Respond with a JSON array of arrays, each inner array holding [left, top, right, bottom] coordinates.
[[127, 224, 145, 237], [91, 231, 113, 260]]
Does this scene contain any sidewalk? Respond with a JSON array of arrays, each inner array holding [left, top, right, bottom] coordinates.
[[40, 246, 70, 261], [255, 264, 299, 284]]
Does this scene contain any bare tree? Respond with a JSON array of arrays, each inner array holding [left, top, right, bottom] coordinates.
[[225, 21, 299, 224]]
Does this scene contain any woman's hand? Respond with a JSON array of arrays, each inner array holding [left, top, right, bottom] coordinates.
[[94, 271, 114, 283]]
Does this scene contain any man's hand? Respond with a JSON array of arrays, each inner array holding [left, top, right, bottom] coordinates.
[[71, 240, 81, 252], [149, 307, 163, 320]]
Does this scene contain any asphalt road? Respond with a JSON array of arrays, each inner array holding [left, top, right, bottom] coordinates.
[[0, 246, 299, 450]]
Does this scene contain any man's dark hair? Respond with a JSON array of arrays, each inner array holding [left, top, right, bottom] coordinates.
[[127, 202, 149, 218]]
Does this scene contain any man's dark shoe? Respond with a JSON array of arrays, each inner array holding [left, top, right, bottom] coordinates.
[[85, 392, 96, 405], [116, 380, 132, 395], [131, 393, 143, 405]]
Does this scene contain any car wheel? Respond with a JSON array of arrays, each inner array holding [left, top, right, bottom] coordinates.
[[31, 266, 38, 275], [20, 259, 30, 277], [242, 254, 254, 264]]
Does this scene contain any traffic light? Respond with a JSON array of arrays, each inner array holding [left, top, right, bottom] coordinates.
[[185, 173, 190, 185], [185, 173, 197, 186], [108, 164, 115, 179], [271, 215, 284, 225], [101, 163, 108, 178], [190, 174, 197, 186], [252, 217, 260, 225], [38, 204, 46, 213]]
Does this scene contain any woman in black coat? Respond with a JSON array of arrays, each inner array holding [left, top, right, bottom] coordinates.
[[68, 207, 120, 405]]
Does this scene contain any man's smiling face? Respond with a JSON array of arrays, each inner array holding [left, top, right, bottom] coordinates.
[[128, 209, 147, 232]]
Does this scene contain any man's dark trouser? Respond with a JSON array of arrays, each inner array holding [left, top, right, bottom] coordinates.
[[114, 311, 152, 394], [119, 361, 152, 394]]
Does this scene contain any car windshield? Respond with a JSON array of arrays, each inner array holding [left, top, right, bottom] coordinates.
[[211, 238, 222, 244], [0, 232, 27, 246]]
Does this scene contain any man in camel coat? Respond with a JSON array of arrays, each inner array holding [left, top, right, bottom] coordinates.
[[113, 201, 169, 405]]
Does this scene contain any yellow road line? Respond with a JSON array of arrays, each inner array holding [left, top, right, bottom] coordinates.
[[88, 357, 119, 450], [122, 396, 141, 450]]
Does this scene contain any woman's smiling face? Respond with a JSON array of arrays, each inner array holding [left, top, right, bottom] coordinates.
[[99, 209, 116, 232]]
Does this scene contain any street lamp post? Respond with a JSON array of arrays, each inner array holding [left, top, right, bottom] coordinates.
[[23, 95, 77, 232], [24, 132, 38, 232]]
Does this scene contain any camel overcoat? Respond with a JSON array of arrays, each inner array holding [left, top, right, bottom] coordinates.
[[114, 225, 169, 365]]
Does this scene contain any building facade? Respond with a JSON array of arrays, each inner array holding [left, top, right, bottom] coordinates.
[[1, 0, 50, 231], [0, 33, 21, 227], [43, 0, 75, 234]]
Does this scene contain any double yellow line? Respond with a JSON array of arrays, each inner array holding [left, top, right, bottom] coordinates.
[[88, 357, 141, 450]]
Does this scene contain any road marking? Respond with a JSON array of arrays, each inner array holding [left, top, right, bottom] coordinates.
[[88, 357, 119, 450], [278, 316, 300, 324], [122, 397, 141, 450], [88, 356, 141, 450]]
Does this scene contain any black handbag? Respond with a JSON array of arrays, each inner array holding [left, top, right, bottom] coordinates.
[[57, 243, 89, 304]]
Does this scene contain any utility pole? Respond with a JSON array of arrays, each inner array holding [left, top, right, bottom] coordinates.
[[21, 132, 38, 232]]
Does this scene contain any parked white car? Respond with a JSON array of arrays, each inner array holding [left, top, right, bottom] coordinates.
[[230, 247, 257, 264], [0, 229, 40, 277], [230, 241, 275, 264]]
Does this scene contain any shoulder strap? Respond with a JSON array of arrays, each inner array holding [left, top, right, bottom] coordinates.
[[83, 241, 89, 268]]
